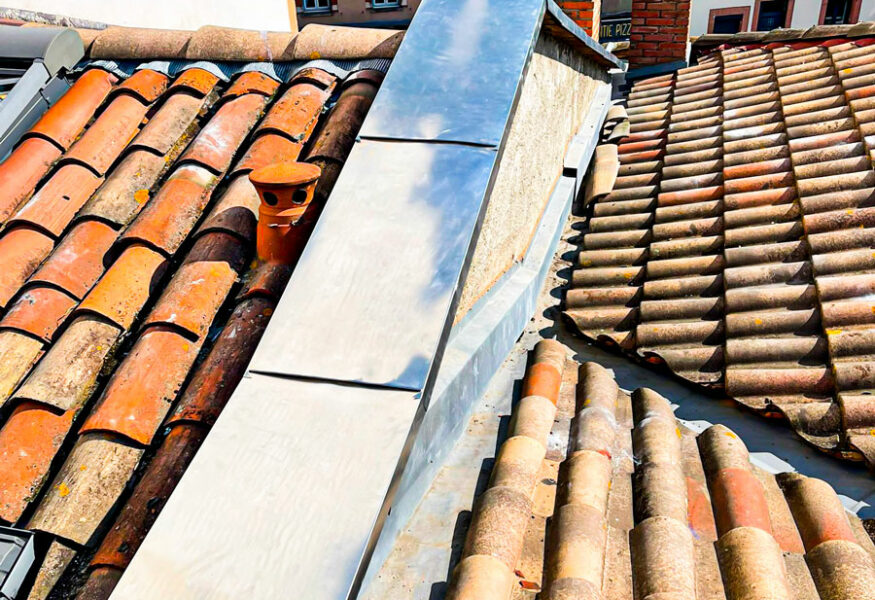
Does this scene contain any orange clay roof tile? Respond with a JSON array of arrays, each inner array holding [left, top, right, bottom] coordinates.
[[112, 69, 169, 104], [64, 94, 152, 176], [77, 150, 168, 228], [447, 349, 875, 600], [29, 220, 118, 300], [0, 138, 63, 226], [223, 71, 280, 99], [194, 174, 259, 242], [142, 260, 238, 340], [0, 402, 74, 523], [128, 87, 215, 156], [177, 93, 269, 174], [231, 133, 304, 177], [117, 164, 219, 255], [27, 69, 116, 150], [12, 316, 121, 413], [28, 432, 143, 545], [80, 329, 203, 446], [9, 163, 103, 238], [167, 68, 221, 97], [0, 287, 77, 343], [0, 332, 43, 406], [564, 38, 875, 470], [76, 246, 168, 330], [0, 228, 55, 309], [255, 78, 335, 143]]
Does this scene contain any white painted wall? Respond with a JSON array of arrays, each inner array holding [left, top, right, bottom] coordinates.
[[4, 0, 295, 31], [862, 0, 875, 20], [790, 0, 822, 27]]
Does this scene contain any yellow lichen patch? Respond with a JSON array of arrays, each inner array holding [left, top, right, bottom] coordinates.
[[134, 189, 149, 205], [57, 482, 70, 497]]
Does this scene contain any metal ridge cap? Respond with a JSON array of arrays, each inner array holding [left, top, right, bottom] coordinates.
[[544, 0, 623, 70]]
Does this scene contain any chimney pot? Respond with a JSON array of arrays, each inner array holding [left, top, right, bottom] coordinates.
[[249, 162, 322, 265]]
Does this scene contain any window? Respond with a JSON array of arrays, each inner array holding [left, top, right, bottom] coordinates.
[[753, 0, 792, 31], [714, 14, 744, 33], [708, 7, 750, 34], [371, 0, 401, 7], [302, 0, 331, 12], [820, 0, 861, 23]]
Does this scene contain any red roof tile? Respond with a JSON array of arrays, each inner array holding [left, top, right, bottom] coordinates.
[[0, 288, 76, 344], [80, 328, 203, 445], [565, 35, 875, 467], [447, 344, 875, 599], [177, 93, 269, 174], [29, 220, 119, 300], [0, 228, 55, 309], [27, 69, 117, 151], [0, 138, 62, 225], [10, 164, 103, 237], [76, 245, 168, 330]]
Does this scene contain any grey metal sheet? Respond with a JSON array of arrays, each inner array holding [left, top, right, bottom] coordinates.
[[110, 373, 420, 600], [357, 0, 544, 146], [250, 139, 498, 390]]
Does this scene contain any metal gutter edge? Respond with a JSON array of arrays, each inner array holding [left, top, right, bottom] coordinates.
[[359, 84, 610, 595]]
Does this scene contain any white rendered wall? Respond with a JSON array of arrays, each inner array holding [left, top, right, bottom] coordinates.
[[790, 0, 822, 27], [5, 0, 295, 31], [862, 0, 875, 21]]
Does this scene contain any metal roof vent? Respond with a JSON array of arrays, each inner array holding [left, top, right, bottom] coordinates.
[[0, 527, 35, 600]]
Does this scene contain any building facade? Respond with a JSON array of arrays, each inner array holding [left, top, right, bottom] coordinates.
[[295, 0, 421, 27], [692, 0, 875, 36]]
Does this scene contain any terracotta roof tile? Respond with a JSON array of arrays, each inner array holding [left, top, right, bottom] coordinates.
[[0, 228, 55, 309], [167, 68, 221, 97], [77, 150, 170, 228], [127, 92, 215, 156], [447, 346, 875, 599], [142, 260, 238, 340], [177, 92, 269, 174], [12, 317, 122, 413], [0, 332, 43, 404], [27, 69, 117, 150], [0, 138, 62, 226], [194, 174, 259, 242], [0, 402, 73, 523], [9, 164, 103, 237], [565, 34, 875, 466], [116, 165, 219, 256], [0, 288, 77, 344], [28, 432, 144, 545], [64, 83, 162, 175], [79, 329, 203, 446], [222, 71, 281, 100], [112, 69, 168, 103], [76, 245, 168, 330], [29, 220, 118, 300]]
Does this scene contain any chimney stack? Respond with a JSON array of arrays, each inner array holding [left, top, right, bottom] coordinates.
[[628, 0, 691, 71], [557, 0, 601, 39]]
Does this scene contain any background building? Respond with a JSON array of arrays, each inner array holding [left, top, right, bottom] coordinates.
[[692, 0, 875, 36], [295, 0, 421, 27]]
